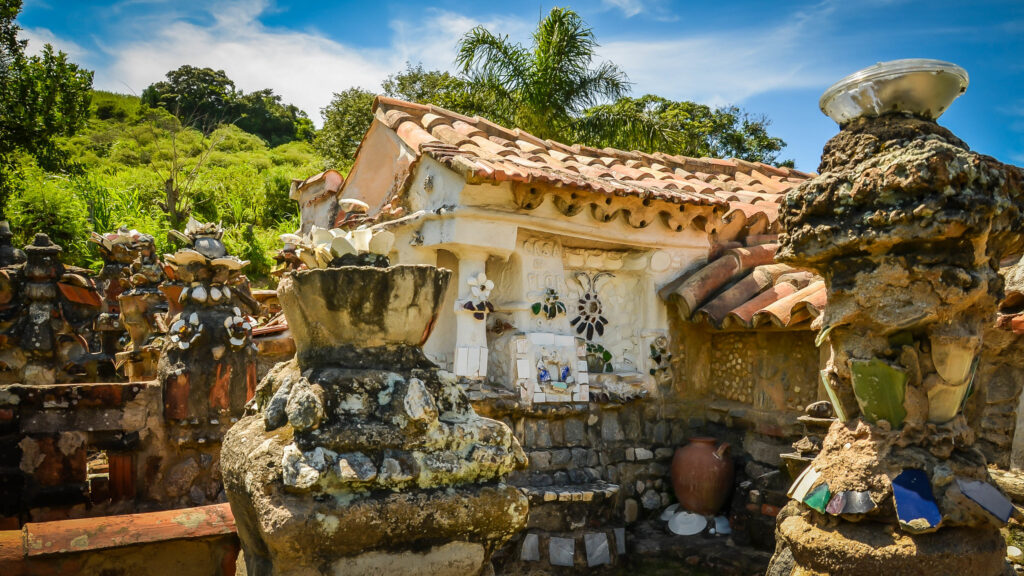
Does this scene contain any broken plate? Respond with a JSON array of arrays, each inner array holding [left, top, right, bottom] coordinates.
[[788, 465, 821, 502], [850, 358, 908, 427], [892, 469, 941, 533], [956, 477, 1013, 523], [826, 490, 876, 515], [668, 511, 707, 536], [659, 503, 679, 521]]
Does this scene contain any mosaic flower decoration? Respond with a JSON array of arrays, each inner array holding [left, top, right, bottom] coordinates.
[[531, 288, 567, 319], [463, 272, 495, 320], [169, 312, 204, 350], [468, 272, 494, 300], [570, 272, 613, 341], [224, 308, 253, 350]]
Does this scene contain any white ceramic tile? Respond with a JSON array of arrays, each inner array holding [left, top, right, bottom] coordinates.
[[577, 372, 589, 384], [555, 334, 574, 347], [577, 360, 589, 372], [455, 347, 469, 376], [516, 358, 532, 379]]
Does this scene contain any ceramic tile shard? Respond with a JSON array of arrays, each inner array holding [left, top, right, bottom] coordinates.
[[850, 358, 908, 427], [787, 465, 820, 501], [892, 469, 941, 533], [956, 477, 1013, 523], [826, 490, 876, 515], [549, 536, 575, 567]]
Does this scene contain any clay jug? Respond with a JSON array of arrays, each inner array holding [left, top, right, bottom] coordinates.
[[671, 437, 735, 515]]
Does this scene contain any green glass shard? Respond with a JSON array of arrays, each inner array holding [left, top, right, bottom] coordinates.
[[803, 482, 831, 514], [850, 358, 908, 427]]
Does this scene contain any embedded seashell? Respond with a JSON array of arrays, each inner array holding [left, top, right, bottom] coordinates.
[[211, 345, 225, 360], [211, 257, 247, 270], [330, 235, 356, 258], [192, 285, 208, 303], [229, 337, 246, 347], [311, 226, 334, 247], [168, 249, 206, 266], [297, 248, 318, 269], [210, 286, 223, 302], [368, 229, 395, 256], [338, 198, 369, 214], [224, 316, 234, 328], [315, 245, 333, 267], [279, 233, 302, 246], [222, 286, 232, 300], [189, 312, 200, 325], [350, 228, 372, 252]]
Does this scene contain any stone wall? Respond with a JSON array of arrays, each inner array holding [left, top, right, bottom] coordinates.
[[0, 381, 231, 527], [472, 386, 702, 571], [973, 325, 1024, 469]]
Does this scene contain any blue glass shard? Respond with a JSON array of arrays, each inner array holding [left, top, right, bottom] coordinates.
[[956, 477, 1013, 523], [892, 469, 941, 533]]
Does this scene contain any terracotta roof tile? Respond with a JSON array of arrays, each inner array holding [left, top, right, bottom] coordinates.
[[367, 96, 813, 233], [663, 242, 826, 330]]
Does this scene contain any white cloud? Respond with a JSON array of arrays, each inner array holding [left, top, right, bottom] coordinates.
[[602, 0, 646, 18], [92, 1, 529, 127], [600, 1, 845, 106], [19, 26, 87, 59]]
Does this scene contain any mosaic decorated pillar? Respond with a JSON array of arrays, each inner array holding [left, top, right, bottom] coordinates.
[[453, 248, 492, 379], [768, 60, 1024, 575], [221, 228, 527, 576]]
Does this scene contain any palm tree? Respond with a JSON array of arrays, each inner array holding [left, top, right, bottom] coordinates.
[[455, 8, 631, 142]]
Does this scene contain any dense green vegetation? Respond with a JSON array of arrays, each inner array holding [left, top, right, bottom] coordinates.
[[7, 89, 323, 284], [2, 4, 791, 284]]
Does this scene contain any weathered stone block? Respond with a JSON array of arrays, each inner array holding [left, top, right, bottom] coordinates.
[[601, 414, 623, 442], [551, 449, 572, 468], [624, 498, 638, 523], [564, 418, 586, 446], [528, 451, 551, 471]]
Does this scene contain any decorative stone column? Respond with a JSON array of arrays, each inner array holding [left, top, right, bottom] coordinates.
[[768, 60, 1024, 575], [453, 249, 492, 379], [221, 262, 527, 576]]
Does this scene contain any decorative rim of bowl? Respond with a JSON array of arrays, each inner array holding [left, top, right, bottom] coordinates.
[[819, 58, 969, 120]]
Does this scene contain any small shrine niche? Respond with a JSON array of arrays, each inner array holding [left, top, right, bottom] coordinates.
[[512, 333, 589, 404]]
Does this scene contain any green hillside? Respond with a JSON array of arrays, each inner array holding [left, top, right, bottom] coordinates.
[[6, 90, 326, 286]]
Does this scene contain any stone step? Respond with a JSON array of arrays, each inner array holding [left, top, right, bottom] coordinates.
[[517, 481, 620, 506]]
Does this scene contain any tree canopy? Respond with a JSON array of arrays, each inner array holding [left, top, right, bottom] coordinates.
[[0, 0, 93, 216], [141, 65, 313, 147], [456, 7, 629, 140], [316, 7, 790, 169]]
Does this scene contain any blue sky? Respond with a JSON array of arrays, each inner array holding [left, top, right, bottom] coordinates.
[[15, 0, 1024, 172]]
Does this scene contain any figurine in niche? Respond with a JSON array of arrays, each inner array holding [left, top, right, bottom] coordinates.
[[570, 271, 612, 340], [537, 348, 573, 391], [649, 335, 672, 381]]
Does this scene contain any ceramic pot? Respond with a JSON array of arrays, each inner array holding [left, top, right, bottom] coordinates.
[[671, 437, 735, 515]]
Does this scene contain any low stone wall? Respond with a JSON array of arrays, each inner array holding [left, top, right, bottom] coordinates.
[[0, 381, 231, 526]]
